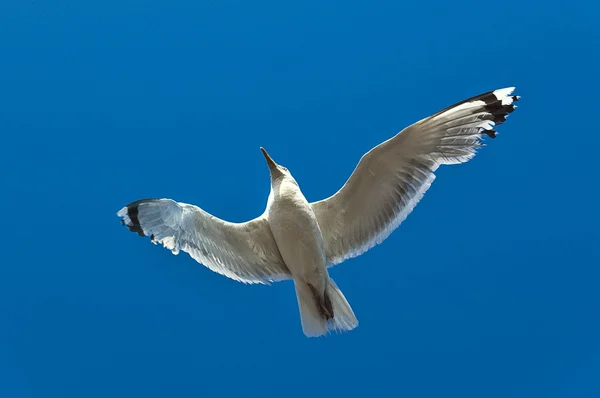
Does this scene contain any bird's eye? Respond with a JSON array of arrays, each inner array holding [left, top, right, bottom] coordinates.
[[281, 167, 288, 172]]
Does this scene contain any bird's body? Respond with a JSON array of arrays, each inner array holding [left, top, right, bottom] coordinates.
[[266, 176, 327, 287], [264, 169, 357, 335], [117, 87, 520, 337]]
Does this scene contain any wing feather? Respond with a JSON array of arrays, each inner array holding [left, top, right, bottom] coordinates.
[[311, 87, 519, 266], [117, 198, 290, 284]]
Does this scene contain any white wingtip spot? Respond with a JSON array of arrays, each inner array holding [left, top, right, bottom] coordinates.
[[493, 87, 517, 105], [493, 87, 515, 97], [118, 208, 132, 226]]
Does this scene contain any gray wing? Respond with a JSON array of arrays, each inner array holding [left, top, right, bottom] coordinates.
[[311, 87, 520, 266], [117, 198, 290, 284]]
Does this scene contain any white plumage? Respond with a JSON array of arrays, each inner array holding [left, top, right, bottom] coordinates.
[[117, 87, 520, 337]]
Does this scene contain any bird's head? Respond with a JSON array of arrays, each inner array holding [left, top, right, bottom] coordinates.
[[260, 147, 292, 184]]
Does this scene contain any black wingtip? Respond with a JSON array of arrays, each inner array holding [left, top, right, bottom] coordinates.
[[120, 198, 160, 237], [126, 203, 145, 236], [483, 129, 498, 139], [477, 88, 519, 133]]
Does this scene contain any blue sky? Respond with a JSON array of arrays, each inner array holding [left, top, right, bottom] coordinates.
[[1, 1, 599, 397]]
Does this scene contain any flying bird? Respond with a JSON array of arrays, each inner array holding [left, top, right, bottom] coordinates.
[[117, 87, 520, 337]]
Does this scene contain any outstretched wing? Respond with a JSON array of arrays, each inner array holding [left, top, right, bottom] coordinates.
[[117, 198, 290, 284], [311, 87, 520, 266]]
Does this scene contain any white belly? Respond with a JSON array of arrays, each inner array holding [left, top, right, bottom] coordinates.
[[266, 182, 328, 290]]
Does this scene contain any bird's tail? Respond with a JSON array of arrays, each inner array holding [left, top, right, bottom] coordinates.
[[294, 278, 358, 337]]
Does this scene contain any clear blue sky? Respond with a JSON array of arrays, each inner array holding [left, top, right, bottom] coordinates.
[[1, 1, 599, 397]]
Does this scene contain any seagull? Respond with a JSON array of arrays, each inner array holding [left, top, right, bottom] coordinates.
[[117, 87, 520, 337]]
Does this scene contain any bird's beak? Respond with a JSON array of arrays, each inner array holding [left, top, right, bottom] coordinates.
[[260, 147, 279, 173]]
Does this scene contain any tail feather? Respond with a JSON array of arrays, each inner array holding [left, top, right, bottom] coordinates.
[[294, 278, 358, 337], [328, 278, 359, 332]]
